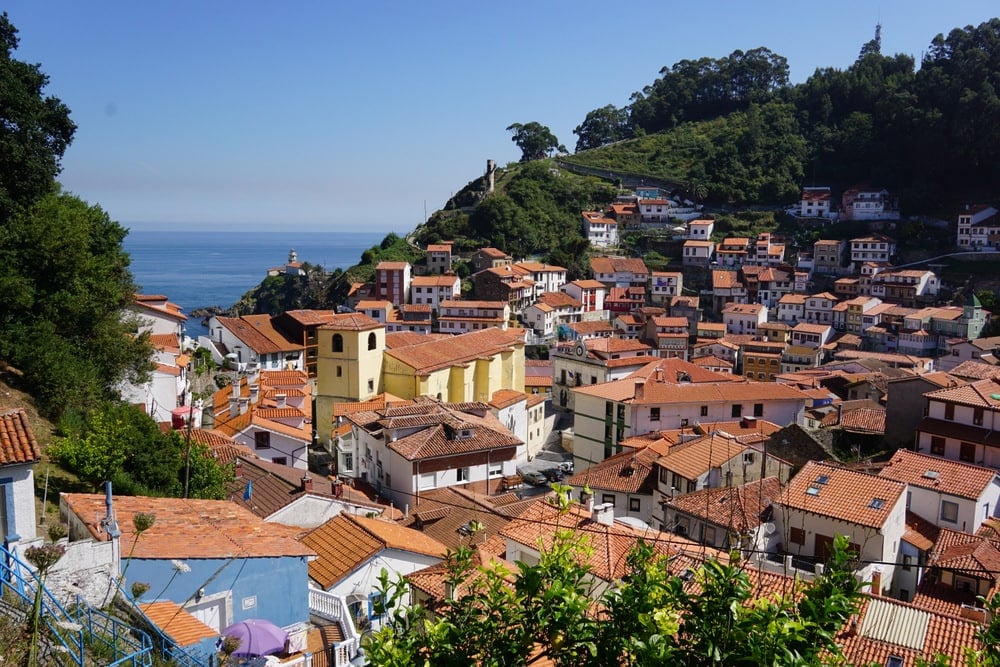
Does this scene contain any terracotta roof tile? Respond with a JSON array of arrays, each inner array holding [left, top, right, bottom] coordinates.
[[61, 493, 315, 559], [590, 256, 648, 275], [0, 408, 42, 466], [665, 477, 782, 533], [836, 595, 981, 666], [301, 514, 445, 589], [925, 377, 1000, 409], [139, 601, 217, 648], [776, 462, 905, 529], [385, 328, 524, 374], [401, 487, 514, 551], [880, 450, 999, 501]]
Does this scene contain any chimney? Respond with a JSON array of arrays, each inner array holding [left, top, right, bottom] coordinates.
[[870, 568, 882, 596], [229, 396, 239, 417], [238, 397, 249, 415], [836, 403, 843, 425], [233, 381, 241, 398], [301, 475, 313, 493], [276, 393, 287, 409], [592, 502, 615, 526], [635, 379, 646, 399], [234, 459, 243, 479], [655, 367, 664, 383], [249, 384, 260, 404]]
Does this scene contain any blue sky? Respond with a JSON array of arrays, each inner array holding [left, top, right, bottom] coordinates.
[[4, 1, 997, 232]]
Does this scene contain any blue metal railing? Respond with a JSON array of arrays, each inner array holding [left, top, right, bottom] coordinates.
[[0, 542, 154, 666]]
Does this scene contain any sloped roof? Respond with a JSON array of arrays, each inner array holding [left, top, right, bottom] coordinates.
[[590, 256, 648, 275], [214, 315, 301, 354], [925, 377, 1000, 409], [301, 514, 445, 589], [776, 462, 905, 529], [880, 449, 998, 501], [0, 408, 42, 466], [140, 601, 217, 648], [61, 493, 315, 559], [836, 596, 981, 666], [401, 487, 515, 551], [385, 328, 524, 374], [666, 477, 782, 533], [565, 441, 669, 494]]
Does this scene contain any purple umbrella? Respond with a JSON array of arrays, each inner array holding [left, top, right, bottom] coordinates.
[[222, 619, 289, 657]]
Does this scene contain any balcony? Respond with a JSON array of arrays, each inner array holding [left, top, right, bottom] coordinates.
[[308, 588, 363, 666]]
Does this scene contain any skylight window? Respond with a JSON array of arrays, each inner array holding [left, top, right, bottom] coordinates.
[[815, 474, 830, 485], [869, 498, 885, 510], [922, 470, 940, 480], [806, 485, 821, 496]]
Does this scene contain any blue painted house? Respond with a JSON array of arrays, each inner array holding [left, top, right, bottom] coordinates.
[[60, 493, 317, 636]]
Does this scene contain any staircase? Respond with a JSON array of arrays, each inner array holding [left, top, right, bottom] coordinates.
[[0, 543, 154, 666]]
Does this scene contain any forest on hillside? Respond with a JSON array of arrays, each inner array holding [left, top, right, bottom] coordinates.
[[567, 20, 1000, 211]]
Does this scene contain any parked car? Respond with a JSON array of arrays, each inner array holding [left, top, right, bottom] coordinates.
[[521, 470, 548, 486], [558, 461, 574, 475], [542, 468, 564, 482]]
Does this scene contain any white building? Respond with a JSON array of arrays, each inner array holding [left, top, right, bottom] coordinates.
[[687, 218, 715, 240], [798, 187, 833, 218], [410, 275, 461, 310], [772, 461, 907, 595], [437, 300, 511, 333], [722, 303, 767, 335], [956, 204, 1000, 249], [583, 211, 619, 248], [850, 235, 896, 265], [879, 450, 1000, 534]]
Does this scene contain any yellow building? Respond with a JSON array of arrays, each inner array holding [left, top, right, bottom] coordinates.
[[316, 319, 525, 437], [315, 313, 385, 428], [382, 328, 525, 402]]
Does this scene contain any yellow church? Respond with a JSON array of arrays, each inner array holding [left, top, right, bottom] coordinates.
[[316, 313, 525, 433]]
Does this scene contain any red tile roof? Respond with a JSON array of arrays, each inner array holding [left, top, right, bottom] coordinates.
[[666, 477, 782, 533], [301, 514, 446, 589], [880, 450, 999, 501], [61, 493, 315, 559], [0, 408, 42, 466], [385, 328, 524, 374], [590, 256, 648, 275], [776, 462, 905, 529], [140, 601, 217, 648]]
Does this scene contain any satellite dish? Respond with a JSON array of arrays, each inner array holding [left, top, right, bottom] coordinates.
[[764, 522, 777, 535]]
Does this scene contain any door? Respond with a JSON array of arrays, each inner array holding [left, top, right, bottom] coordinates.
[[187, 596, 227, 633]]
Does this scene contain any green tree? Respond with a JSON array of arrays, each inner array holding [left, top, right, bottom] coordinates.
[[50, 402, 231, 498], [0, 13, 76, 221], [0, 16, 151, 419], [365, 528, 865, 666], [573, 105, 633, 152], [507, 122, 566, 162]]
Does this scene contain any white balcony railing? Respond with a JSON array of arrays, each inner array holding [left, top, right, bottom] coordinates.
[[308, 588, 362, 666]]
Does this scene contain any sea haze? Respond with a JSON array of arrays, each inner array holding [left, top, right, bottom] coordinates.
[[124, 229, 388, 337]]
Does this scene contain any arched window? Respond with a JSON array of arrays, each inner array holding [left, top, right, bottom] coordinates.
[[332, 334, 344, 353], [368, 332, 377, 351]]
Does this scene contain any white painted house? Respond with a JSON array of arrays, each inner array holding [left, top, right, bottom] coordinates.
[[772, 461, 907, 595], [0, 409, 42, 549], [583, 211, 619, 248], [300, 514, 445, 630], [722, 303, 767, 335], [879, 449, 1000, 534]]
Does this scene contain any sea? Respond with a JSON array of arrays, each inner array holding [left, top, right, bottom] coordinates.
[[123, 230, 389, 338]]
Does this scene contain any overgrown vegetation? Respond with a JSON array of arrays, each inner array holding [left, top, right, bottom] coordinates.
[[49, 403, 232, 499], [564, 21, 1000, 211], [365, 497, 868, 666]]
